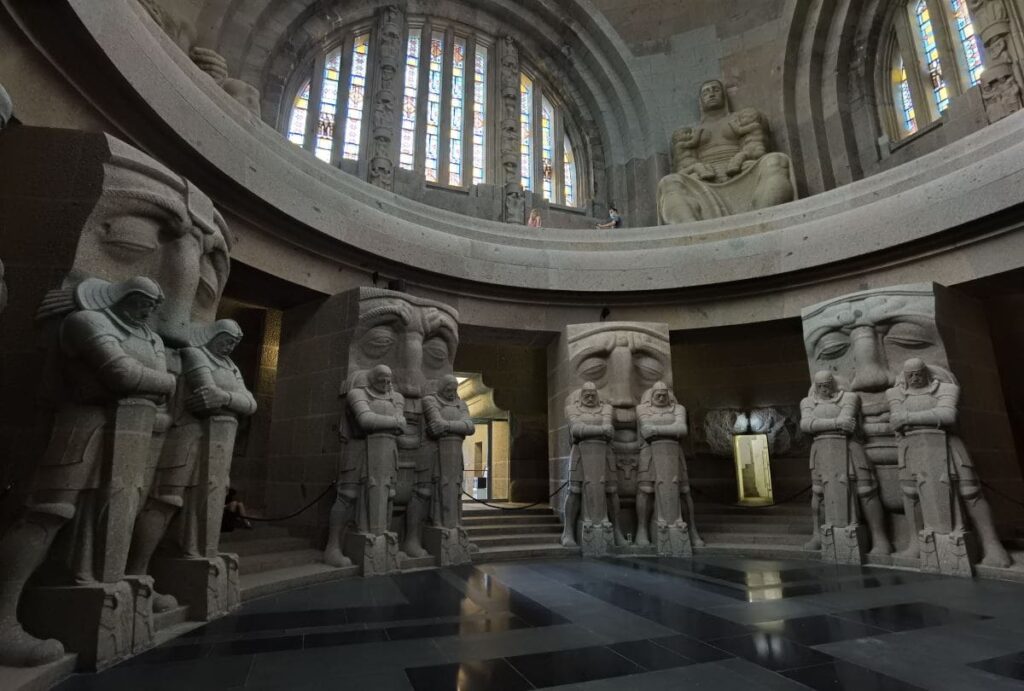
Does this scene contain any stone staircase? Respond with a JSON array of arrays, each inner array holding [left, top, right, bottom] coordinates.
[[693, 501, 817, 560], [463, 501, 581, 562]]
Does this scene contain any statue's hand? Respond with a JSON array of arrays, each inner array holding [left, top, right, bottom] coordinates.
[[889, 411, 908, 431], [602, 424, 615, 439], [838, 418, 856, 434], [725, 153, 746, 176], [393, 415, 409, 434], [640, 425, 655, 441], [427, 419, 447, 437], [186, 385, 230, 412], [694, 163, 717, 181]]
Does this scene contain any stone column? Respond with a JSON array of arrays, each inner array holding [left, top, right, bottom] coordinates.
[[499, 36, 525, 224], [368, 5, 404, 190], [970, 0, 1024, 121]]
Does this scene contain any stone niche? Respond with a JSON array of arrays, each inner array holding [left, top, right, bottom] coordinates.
[[801, 283, 1023, 554], [0, 126, 237, 671], [547, 321, 677, 548], [266, 287, 464, 571]]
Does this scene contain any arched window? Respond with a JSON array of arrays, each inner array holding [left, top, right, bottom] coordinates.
[[881, 0, 986, 140], [282, 17, 587, 209]]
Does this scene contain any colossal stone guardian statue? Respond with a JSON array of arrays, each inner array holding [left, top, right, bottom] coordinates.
[[562, 383, 615, 555], [0, 277, 174, 667], [886, 359, 1012, 575], [636, 382, 701, 556], [657, 79, 796, 224], [422, 375, 475, 565], [800, 371, 892, 564]]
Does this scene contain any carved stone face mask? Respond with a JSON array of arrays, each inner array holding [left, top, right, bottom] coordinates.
[[351, 290, 459, 400], [803, 286, 940, 396], [567, 323, 671, 414], [72, 139, 230, 346]]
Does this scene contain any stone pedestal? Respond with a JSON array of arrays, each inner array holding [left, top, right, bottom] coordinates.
[[150, 556, 230, 621], [919, 529, 976, 578], [580, 520, 615, 556], [123, 575, 155, 655], [20, 582, 133, 671], [423, 526, 470, 566], [821, 523, 867, 565], [221, 553, 241, 611], [655, 522, 692, 557], [345, 532, 399, 576]]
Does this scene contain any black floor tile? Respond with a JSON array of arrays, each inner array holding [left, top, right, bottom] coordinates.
[[753, 614, 890, 645], [122, 643, 210, 666], [833, 602, 990, 632], [709, 633, 833, 671], [969, 651, 1024, 681], [608, 639, 696, 671], [207, 635, 303, 657], [405, 658, 533, 691], [783, 660, 926, 690], [506, 644, 641, 687], [648, 634, 735, 663], [303, 628, 389, 648], [386, 616, 529, 640], [53, 655, 254, 691]]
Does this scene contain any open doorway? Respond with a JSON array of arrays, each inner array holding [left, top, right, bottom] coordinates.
[[457, 374, 510, 501]]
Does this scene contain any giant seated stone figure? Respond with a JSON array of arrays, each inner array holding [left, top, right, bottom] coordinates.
[[636, 382, 701, 556], [657, 79, 796, 224], [800, 371, 891, 564], [0, 277, 174, 668], [561, 383, 615, 555], [887, 359, 1012, 575]]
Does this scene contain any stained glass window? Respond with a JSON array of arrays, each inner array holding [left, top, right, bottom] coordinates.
[[914, 1, 949, 113], [315, 49, 342, 162], [472, 45, 488, 185], [425, 31, 445, 182], [340, 34, 370, 161], [894, 55, 918, 135], [949, 0, 984, 86], [563, 134, 578, 207], [400, 30, 422, 170], [449, 37, 467, 186], [288, 79, 311, 147], [540, 97, 554, 200], [520, 73, 534, 191]]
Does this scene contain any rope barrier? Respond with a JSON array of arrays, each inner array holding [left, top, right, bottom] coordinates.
[[980, 479, 1024, 510], [239, 481, 337, 522], [461, 480, 570, 511]]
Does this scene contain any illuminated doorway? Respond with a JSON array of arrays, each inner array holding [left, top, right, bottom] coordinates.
[[457, 374, 510, 501], [733, 434, 774, 506]]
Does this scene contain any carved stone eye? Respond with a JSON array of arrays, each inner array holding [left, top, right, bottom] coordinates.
[[360, 326, 397, 358], [815, 332, 851, 360], [577, 356, 607, 381]]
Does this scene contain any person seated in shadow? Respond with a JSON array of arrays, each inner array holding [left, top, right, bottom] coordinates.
[[221, 487, 253, 532], [596, 206, 623, 229]]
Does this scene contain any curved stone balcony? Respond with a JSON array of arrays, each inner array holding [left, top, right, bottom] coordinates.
[[20, 0, 1024, 329]]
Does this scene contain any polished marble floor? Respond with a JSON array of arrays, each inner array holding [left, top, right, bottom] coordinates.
[[54, 556, 1024, 690]]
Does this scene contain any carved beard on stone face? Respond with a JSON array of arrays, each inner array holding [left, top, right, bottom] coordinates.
[[72, 142, 230, 347], [802, 288, 941, 397], [567, 323, 671, 425], [351, 290, 459, 400]]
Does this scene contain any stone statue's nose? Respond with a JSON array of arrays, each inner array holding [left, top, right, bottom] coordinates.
[[849, 326, 892, 392]]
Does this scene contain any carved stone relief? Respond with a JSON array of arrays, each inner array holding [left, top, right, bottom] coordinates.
[[499, 36, 525, 224], [968, 0, 1024, 121], [369, 5, 403, 190]]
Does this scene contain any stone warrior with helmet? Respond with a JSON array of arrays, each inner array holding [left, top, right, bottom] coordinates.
[[561, 382, 615, 553]]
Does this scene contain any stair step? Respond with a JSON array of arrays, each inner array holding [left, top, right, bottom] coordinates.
[[239, 548, 322, 575], [699, 521, 812, 535], [698, 542, 820, 561], [399, 555, 437, 570], [464, 524, 562, 537], [694, 504, 811, 516], [470, 534, 562, 548], [219, 537, 312, 557], [154, 605, 190, 632], [472, 543, 581, 563], [241, 563, 360, 601], [219, 525, 291, 542], [702, 532, 810, 546], [462, 514, 560, 526], [462, 506, 554, 517], [695, 512, 810, 524]]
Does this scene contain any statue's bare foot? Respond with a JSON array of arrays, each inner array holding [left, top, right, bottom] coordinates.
[[981, 548, 1013, 569], [803, 536, 822, 551], [613, 531, 628, 547], [323, 547, 352, 568], [403, 542, 429, 559], [152, 592, 178, 613], [635, 533, 651, 547], [690, 534, 706, 548], [0, 624, 65, 667], [894, 547, 919, 560], [560, 533, 578, 547]]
